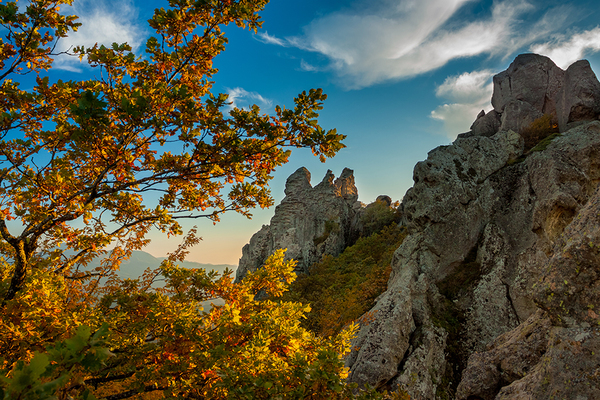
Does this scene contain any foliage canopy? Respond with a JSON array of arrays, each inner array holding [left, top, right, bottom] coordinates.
[[0, 0, 345, 304]]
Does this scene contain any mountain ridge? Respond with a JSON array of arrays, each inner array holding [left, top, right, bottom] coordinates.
[[85, 250, 236, 280]]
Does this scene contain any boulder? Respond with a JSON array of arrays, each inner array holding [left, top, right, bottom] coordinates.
[[375, 195, 392, 206], [470, 109, 501, 137], [468, 54, 600, 139], [557, 59, 600, 132], [235, 167, 361, 281], [491, 53, 564, 115]]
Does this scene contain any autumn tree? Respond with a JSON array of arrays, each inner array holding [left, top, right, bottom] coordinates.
[[0, 1, 395, 399], [2, 250, 386, 399], [0, 0, 344, 304]]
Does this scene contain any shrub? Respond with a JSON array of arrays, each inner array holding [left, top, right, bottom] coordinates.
[[521, 114, 560, 152], [506, 114, 562, 165], [360, 200, 402, 238]]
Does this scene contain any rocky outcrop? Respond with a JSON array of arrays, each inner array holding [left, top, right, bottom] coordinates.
[[491, 53, 564, 118], [558, 59, 600, 132], [346, 55, 600, 399], [470, 109, 501, 137], [235, 167, 361, 281], [462, 54, 600, 140]]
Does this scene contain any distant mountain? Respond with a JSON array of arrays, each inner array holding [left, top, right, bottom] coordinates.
[[85, 250, 236, 280]]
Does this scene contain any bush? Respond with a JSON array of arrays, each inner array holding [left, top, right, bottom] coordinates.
[[360, 200, 401, 238], [1, 250, 391, 399], [521, 114, 560, 152], [506, 114, 562, 165]]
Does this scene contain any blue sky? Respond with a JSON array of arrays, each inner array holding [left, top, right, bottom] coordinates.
[[30, 0, 600, 264]]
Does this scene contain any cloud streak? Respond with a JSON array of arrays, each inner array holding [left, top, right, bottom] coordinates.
[[530, 27, 600, 69], [256, 31, 287, 47], [225, 88, 273, 112], [260, 0, 571, 89], [53, 0, 144, 72]]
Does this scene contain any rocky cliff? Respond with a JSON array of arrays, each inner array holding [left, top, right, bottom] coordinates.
[[346, 54, 600, 399], [235, 167, 362, 281]]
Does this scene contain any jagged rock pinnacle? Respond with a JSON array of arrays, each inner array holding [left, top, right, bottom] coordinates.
[[235, 167, 362, 281]]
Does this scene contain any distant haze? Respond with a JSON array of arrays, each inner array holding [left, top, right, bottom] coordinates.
[[86, 250, 236, 281]]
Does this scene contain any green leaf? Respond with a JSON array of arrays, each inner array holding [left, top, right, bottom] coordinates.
[[28, 352, 49, 379], [82, 388, 98, 400], [65, 325, 91, 355]]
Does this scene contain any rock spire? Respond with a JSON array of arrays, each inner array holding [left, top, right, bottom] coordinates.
[[235, 167, 361, 281]]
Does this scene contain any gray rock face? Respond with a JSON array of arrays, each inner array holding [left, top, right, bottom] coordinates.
[[557, 59, 600, 132], [468, 54, 600, 139], [470, 109, 501, 137], [235, 167, 360, 281], [493, 326, 600, 400], [459, 187, 600, 398], [499, 99, 543, 133], [346, 120, 600, 399], [492, 53, 564, 116], [458, 311, 600, 400], [456, 310, 553, 400]]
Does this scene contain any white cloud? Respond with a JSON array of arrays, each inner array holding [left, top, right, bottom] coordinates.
[[530, 27, 600, 69], [53, 0, 144, 72], [225, 88, 273, 112], [300, 59, 319, 72], [259, 0, 571, 89], [431, 70, 494, 139], [290, 0, 473, 87], [256, 31, 287, 47], [435, 70, 494, 103]]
